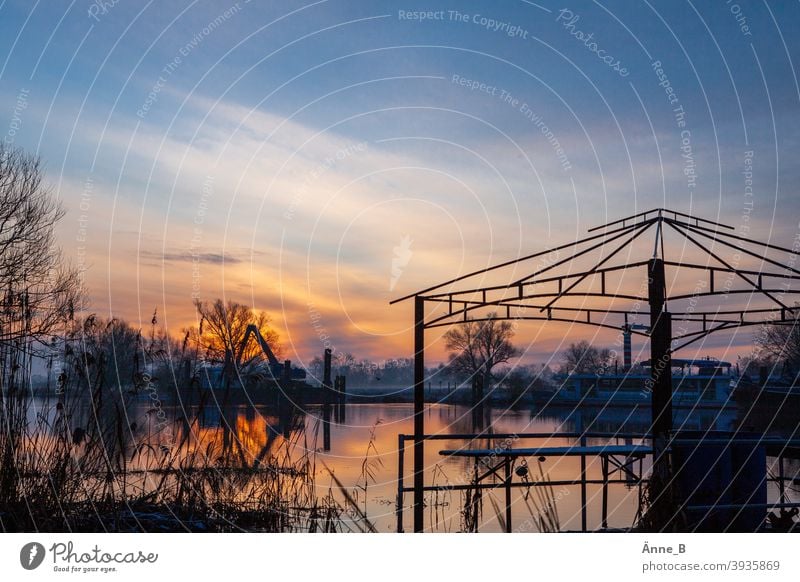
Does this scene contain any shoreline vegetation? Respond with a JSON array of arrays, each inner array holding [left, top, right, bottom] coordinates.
[[0, 316, 345, 533]]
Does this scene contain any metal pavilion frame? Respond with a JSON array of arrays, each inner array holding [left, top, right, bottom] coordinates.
[[390, 208, 800, 532]]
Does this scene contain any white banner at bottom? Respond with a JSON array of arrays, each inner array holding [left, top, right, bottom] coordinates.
[[1, 533, 797, 581]]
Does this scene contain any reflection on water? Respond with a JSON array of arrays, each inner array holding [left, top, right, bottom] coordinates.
[[156, 399, 783, 532], [28, 394, 798, 532]]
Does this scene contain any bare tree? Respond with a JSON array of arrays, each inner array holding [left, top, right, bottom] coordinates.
[[0, 146, 81, 354], [193, 299, 281, 373], [335, 352, 356, 371], [561, 340, 612, 374], [444, 313, 519, 383], [754, 313, 800, 376]]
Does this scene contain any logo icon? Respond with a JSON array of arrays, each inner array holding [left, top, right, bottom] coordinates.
[[20, 542, 45, 570], [390, 235, 413, 291]]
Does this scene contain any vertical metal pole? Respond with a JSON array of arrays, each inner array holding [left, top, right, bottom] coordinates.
[[779, 455, 786, 505], [648, 258, 673, 444], [397, 434, 405, 533], [580, 434, 587, 532], [602, 455, 608, 530], [504, 456, 512, 533], [648, 258, 672, 530], [413, 295, 425, 532], [648, 258, 672, 440]]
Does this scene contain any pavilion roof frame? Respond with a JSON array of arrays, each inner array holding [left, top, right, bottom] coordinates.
[[391, 208, 800, 351]]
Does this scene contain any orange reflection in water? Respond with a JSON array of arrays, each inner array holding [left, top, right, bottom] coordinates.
[[170, 402, 661, 532]]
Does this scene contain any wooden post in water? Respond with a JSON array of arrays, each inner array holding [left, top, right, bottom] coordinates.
[[322, 348, 333, 450], [322, 401, 331, 452], [323, 348, 332, 401], [334, 375, 346, 423], [333, 376, 340, 423], [336, 375, 347, 401], [281, 360, 292, 439]]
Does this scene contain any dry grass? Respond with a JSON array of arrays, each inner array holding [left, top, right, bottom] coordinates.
[[0, 319, 347, 533]]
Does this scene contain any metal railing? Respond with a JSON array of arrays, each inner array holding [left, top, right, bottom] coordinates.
[[396, 431, 650, 532], [395, 432, 800, 532]]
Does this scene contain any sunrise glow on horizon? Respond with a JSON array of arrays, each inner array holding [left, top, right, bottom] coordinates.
[[2, 1, 798, 368]]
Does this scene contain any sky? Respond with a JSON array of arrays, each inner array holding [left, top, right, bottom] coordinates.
[[1, 0, 799, 369]]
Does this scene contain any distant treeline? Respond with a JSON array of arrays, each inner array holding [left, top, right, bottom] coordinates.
[[305, 352, 557, 392]]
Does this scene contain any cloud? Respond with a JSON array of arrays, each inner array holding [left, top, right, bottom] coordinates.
[[139, 248, 268, 265], [19, 66, 800, 364]]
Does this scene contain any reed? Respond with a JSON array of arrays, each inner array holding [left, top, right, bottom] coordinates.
[[0, 317, 347, 533], [520, 461, 561, 533]]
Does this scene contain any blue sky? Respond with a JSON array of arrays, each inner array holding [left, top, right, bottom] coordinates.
[[1, 0, 799, 366]]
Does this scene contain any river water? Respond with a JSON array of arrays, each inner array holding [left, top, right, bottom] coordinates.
[[28, 393, 796, 532], [164, 399, 785, 532]]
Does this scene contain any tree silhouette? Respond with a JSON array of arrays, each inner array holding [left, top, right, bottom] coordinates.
[[560, 340, 612, 374], [444, 312, 519, 383], [754, 309, 800, 376], [0, 145, 81, 352]]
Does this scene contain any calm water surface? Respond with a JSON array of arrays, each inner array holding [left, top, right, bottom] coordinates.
[[162, 400, 775, 532], [34, 393, 796, 532]]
